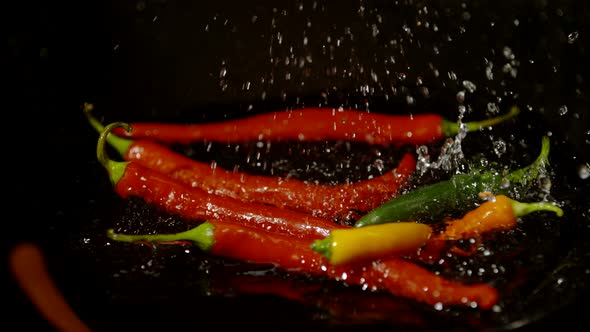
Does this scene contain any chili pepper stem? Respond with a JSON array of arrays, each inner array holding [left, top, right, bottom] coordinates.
[[354, 135, 552, 228], [97, 122, 132, 185], [510, 199, 563, 217], [107, 222, 215, 252], [505, 135, 550, 186], [311, 235, 333, 258], [441, 105, 520, 137], [85, 103, 133, 156]]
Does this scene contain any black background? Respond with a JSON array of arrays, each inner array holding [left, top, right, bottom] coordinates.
[[4, 0, 590, 331]]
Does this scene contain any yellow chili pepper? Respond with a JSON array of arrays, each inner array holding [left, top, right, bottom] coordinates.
[[311, 222, 432, 265]]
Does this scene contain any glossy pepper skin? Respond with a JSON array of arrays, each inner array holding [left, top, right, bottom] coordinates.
[[413, 193, 563, 262], [440, 193, 563, 239], [97, 122, 346, 240], [354, 136, 552, 227], [85, 104, 417, 221], [108, 220, 499, 310], [110, 106, 519, 145]]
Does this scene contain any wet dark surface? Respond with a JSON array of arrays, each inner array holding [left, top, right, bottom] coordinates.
[[5, 0, 590, 331]]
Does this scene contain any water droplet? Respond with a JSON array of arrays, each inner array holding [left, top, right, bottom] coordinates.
[[372, 24, 380, 37], [487, 102, 499, 114], [485, 62, 494, 80], [456, 90, 465, 104], [493, 139, 507, 157], [479, 157, 489, 168], [420, 86, 430, 97], [568, 31, 579, 44], [502, 63, 518, 77], [416, 145, 431, 174], [462, 80, 477, 93], [402, 24, 411, 34], [500, 177, 510, 189], [372, 159, 385, 172], [503, 46, 515, 60], [371, 70, 379, 82], [577, 163, 589, 179], [558, 105, 568, 115], [537, 176, 552, 193]]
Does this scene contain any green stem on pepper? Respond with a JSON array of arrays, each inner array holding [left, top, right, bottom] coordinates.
[[354, 136, 552, 227], [86, 103, 417, 222], [107, 219, 499, 309], [96, 122, 346, 239], [108, 105, 520, 146], [441, 106, 520, 137]]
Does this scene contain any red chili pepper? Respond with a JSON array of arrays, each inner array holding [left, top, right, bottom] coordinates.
[[97, 122, 345, 239], [85, 105, 416, 221], [107, 219, 499, 310], [108, 105, 520, 145]]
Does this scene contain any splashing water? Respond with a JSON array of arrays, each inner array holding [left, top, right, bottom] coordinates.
[[430, 137, 466, 173], [416, 104, 473, 175], [416, 145, 431, 175]]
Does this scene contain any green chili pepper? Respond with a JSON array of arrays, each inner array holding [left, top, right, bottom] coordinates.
[[354, 136, 552, 227]]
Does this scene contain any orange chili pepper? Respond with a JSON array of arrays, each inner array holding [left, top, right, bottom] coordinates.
[[440, 193, 563, 240], [416, 193, 563, 260]]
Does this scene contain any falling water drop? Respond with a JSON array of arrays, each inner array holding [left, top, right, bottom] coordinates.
[[537, 176, 552, 193], [416, 145, 431, 175], [568, 31, 579, 44], [487, 102, 499, 114], [462, 80, 477, 93], [456, 90, 465, 104], [503, 46, 515, 60], [578, 164, 590, 180], [493, 139, 507, 157], [558, 105, 568, 115]]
